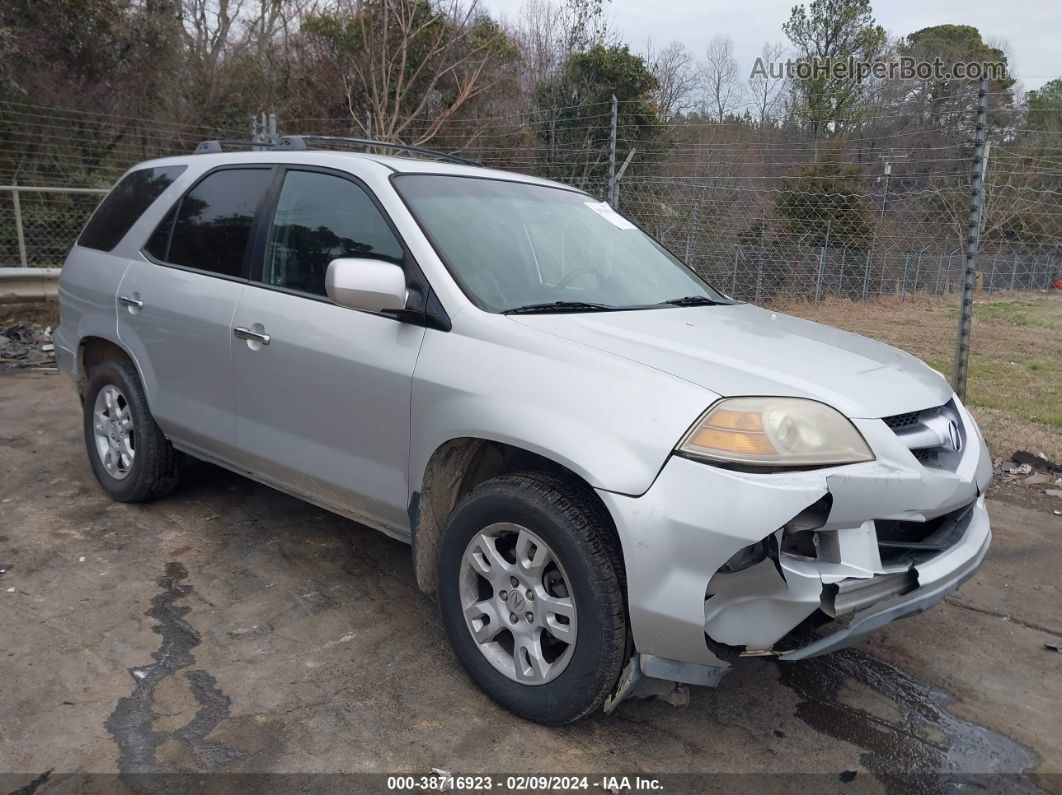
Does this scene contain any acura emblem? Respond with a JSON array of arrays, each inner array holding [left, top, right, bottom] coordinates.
[[946, 421, 962, 453]]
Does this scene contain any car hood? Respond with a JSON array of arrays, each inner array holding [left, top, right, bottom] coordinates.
[[509, 303, 952, 418]]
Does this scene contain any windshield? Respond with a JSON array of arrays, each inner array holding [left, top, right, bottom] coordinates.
[[393, 174, 728, 313]]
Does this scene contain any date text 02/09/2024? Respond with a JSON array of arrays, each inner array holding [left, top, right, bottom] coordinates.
[[385, 774, 664, 791]]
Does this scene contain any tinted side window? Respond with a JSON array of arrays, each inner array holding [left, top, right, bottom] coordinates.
[[78, 165, 186, 252], [144, 204, 176, 262], [164, 168, 273, 278], [264, 170, 403, 296]]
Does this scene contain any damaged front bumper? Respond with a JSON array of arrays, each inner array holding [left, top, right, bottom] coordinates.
[[596, 396, 993, 688]]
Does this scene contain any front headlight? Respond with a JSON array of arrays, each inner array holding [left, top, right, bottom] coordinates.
[[678, 397, 874, 467]]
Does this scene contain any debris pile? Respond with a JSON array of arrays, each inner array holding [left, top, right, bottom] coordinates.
[[0, 322, 56, 370], [994, 450, 1062, 509]]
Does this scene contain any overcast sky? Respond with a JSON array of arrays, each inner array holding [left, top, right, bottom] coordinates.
[[480, 0, 1059, 94]]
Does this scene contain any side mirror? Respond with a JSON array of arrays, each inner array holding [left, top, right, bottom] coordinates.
[[325, 258, 408, 313]]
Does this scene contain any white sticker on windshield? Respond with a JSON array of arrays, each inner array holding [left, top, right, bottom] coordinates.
[[585, 201, 636, 230]]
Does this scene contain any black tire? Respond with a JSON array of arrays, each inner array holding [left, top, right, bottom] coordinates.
[[437, 471, 628, 725], [82, 356, 181, 503]]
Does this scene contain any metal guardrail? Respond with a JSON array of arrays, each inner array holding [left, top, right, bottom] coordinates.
[[0, 267, 61, 302], [0, 185, 110, 193]]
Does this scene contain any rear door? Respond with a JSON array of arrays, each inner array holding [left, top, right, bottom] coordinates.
[[229, 167, 426, 534], [57, 165, 186, 378], [117, 166, 275, 458]]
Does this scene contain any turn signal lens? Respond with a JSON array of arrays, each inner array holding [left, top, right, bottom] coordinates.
[[707, 408, 764, 432], [678, 397, 874, 467], [690, 427, 777, 455]]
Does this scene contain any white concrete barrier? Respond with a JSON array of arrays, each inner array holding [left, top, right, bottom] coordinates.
[[0, 267, 61, 303]]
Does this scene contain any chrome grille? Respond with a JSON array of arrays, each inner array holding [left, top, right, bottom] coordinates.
[[883, 411, 919, 430], [882, 402, 964, 471]]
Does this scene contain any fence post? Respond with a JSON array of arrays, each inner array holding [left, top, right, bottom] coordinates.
[[935, 255, 943, 295], [754, 227, 765, 303], [988, 257, 997, 292], [731, 247, 739, 297], [607, 95, 618, 208], [913, 251, 922, 294], [862, 249, 871, 300], [901, 253, 909, 301], [815, 246, 825, 304], [815, 221, 830, 304], [684, 198, 701, 265], [952, 76, 989, 401], [1010, 251, 1018, 290], [11, 186, 28, 267]]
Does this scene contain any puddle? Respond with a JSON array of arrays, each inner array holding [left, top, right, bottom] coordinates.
[[778, 649, 1042, 791], [105, 561, 238, 775]]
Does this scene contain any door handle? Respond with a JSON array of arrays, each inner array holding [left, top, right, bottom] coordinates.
[[118, 295, 143, 309], [233, 326, 271, 345]]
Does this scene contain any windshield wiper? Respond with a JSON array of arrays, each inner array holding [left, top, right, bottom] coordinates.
[[659, 295, 726, 307], [503, 301, 621, 315]]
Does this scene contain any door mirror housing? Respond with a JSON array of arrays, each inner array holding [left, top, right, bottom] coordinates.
[[326, 258, 408, 313]]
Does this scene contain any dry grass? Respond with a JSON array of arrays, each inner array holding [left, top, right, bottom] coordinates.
[[780, 291, 1062, 462]]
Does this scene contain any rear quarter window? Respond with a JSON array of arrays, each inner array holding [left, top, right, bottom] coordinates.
[[77, 165, 187, 252]]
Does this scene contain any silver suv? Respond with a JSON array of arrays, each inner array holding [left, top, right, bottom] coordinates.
[[56, 140, 992, 724]]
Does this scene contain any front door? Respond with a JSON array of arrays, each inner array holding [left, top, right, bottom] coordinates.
[[230, 167, 425, 535]]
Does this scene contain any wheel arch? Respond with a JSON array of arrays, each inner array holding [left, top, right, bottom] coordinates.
[[409, 437, 620, 595], [77, 336, 149, 404]]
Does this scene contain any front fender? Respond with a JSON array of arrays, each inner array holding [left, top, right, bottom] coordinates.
[[409, 316, 715, 497]]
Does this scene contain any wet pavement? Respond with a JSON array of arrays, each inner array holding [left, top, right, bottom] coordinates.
[[104, 562, 236, 774], [779, 651, 1040, 791], [2, 372, 1061, 791]]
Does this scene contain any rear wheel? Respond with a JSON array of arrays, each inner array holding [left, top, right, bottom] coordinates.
[[437, 472, 627, 724], [83, 357, 180, 502]]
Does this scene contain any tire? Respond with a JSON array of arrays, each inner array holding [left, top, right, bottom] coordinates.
[[82, 356, 181, 502], [437, 471, 628, 725]]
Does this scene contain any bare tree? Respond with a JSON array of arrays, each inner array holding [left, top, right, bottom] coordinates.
[[181, 0, 251, 75], [700, 35, 740, 120], [646, 40, 696, 121], [747, 41, 787, 125], [557, 0, 612, 54], [510, 0, 612, 87], [303, 0, 520, 147], [513, 0, 565, 86]]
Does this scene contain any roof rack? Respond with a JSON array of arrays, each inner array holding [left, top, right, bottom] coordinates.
[[278, 135, 480, 166], [193, 139, 278, 154]]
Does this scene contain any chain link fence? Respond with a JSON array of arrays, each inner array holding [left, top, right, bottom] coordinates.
[[614, 176, 1059, 305], [1, 187, 106, 267], [2, 98, 1060, 308]]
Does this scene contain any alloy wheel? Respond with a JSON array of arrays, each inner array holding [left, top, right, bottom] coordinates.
[[92, 384, 135, 480], [459, 522, 578, 685]]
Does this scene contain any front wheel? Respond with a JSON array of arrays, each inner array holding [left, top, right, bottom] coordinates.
[[437, 472, 628, 724]]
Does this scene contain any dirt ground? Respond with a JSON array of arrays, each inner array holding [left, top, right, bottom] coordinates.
[[2, 371, 1061, 792]]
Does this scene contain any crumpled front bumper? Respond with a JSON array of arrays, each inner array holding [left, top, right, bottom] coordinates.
[[595, 397, 993, 684], [777, 514, 989, 660]]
